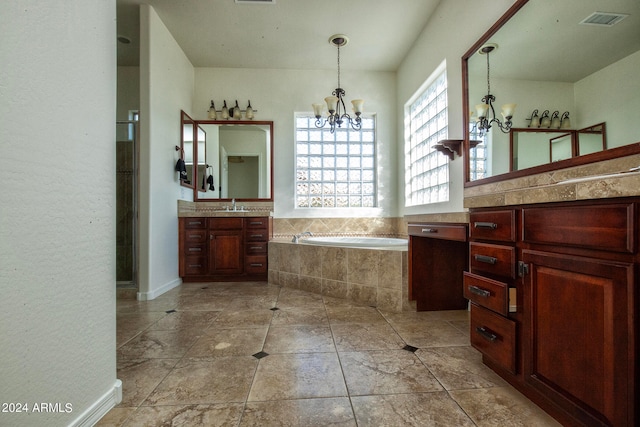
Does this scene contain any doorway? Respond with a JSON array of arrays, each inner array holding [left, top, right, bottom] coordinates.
[[116, 121, 138, 291]]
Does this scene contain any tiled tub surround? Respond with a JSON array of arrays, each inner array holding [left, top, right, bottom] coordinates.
[[269, 240, 411, 313], [272, 217, 406, 239]]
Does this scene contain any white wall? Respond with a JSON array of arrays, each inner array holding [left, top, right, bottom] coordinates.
[[575, 49, 640, 148], [0, 1, 120, 426], [138, 5, 195, 299], [194, 67, 397, 218], [397, 0, 516, 215], [117, 66, 140, 121]]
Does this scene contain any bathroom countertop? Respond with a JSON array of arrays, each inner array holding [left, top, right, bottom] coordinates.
[[464, 153, 640, 209], [464, 170, 640, 209], [177, 200, 274, 217]]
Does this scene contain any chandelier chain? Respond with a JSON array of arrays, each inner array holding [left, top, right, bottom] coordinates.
[[337, 44, 341, 89], [486, 49, 491, 96]]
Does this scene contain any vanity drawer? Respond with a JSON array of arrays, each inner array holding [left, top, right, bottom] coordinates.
[[407, 224, 467, 241], [246, 217, 269, 229], [463, 272, 509, 316], [184, 242, 207, 255], [184, 255, 208, 275], [246, 241, 267, 255], [470, 242, 516, 279], [470, 303, 516, 374], [209, 217, 244, 230], [184, 218, 207, 229], [522, 203, 634, 253], [245, 256, 267, 273], [246, 229, 269, 242], [184, 229, 208, 243], [470, 210, 516, 242]]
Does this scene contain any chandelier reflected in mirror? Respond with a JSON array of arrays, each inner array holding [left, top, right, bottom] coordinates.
[[473, 44, 516, 136], [312, 34, 363, 133]]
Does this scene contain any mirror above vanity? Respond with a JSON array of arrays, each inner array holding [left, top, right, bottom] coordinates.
[[463, 0, 640, 185], [180, 111, 274, 202]]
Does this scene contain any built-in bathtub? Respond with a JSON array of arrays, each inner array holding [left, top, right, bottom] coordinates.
[[268, 237, 412, 312], [302, 236, 408, 250]]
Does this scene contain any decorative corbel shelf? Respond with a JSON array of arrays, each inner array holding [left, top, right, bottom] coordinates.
[[433, 139, 464, 160]]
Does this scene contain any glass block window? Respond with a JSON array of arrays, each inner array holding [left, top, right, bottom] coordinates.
[[295, 116, 376, 208], [405, 68, 449, 206], [469, 125, 488, 180]]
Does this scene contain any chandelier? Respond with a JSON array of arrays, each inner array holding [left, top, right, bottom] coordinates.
[[474, 44, 516, 136], [313, 34, 363, 133]]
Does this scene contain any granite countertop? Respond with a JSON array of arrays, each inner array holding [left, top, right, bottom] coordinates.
[[178, 200, 273, 217]]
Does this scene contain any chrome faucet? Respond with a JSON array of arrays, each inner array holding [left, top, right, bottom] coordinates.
[[231, 198, 236, 211], [291, 231, 313, 243]]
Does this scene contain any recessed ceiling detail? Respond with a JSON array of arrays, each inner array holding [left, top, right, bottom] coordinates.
[[579, 12, 629, 27]]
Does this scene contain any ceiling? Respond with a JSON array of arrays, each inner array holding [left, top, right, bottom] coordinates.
[[116, 0, 442, 71], [468, 0, 640, 83]]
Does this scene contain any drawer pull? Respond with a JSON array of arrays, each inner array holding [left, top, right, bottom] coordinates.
[[188, 247, 202, 252], [474, 254, 497, 265], [250, 263, 263, 267], [250, 246, 263, 250], [421, 228, 438, 233], [249, 221, 264, 225], [250, 234, 264, 238], [475, 326, 498, 342], [474, 222, 497, 230], [468, 285, 491, 298], [188, 221, 203, 226], [188, 264, 202, 268]]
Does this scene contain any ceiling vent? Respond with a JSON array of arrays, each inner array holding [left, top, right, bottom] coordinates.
[[579, 12, 629, 26], [234, 0, 275, 4]]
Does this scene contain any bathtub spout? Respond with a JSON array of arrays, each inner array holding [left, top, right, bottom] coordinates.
[[292, 231, 313, 243]]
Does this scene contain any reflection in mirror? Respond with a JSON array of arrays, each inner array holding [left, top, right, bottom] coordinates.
[[578, 123, 606, 156], [193, 120, 273, 201], [180, 111, 195, 189], [550, 133, 573, 163], [464, 0, 640, 184]]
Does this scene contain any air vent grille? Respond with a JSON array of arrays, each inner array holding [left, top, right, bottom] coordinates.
[[579, 12, 629, 26], [235, 0, 275, 4]]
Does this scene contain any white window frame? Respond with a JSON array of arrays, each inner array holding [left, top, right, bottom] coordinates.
[[404, 61, 449, 206]]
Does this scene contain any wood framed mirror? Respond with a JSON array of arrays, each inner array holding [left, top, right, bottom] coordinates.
[[179, 113, 274, 202], [463, 0, 640, 186]]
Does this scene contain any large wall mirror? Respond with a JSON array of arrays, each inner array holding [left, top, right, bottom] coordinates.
[[463, 0, 640, 185], [179, 112, 273, 201]]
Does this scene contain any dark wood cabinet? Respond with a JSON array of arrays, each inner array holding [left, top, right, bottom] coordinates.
[[179, 216, 271, 281], [469, 200, 638, 426], [408, 223, 468, 311]]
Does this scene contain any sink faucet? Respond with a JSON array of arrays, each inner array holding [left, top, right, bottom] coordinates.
[[292, 231, 313, 243], [231, 198, 236, 211]]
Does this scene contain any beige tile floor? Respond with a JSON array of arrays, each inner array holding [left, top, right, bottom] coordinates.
[[98, 281, 561, 426]]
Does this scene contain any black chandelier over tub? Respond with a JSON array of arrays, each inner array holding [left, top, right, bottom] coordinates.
[[313, 34, 363, 133], [473, 44, 516, 136]]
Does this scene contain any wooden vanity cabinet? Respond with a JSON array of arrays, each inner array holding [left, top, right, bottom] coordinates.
[[179, 216, 271, 281], [408, 223, 468, 311], [469, 200, 638, 426]]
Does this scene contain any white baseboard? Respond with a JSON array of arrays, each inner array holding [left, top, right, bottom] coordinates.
[[68, 379, 122, 427], [137, 277, 182, 301]]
